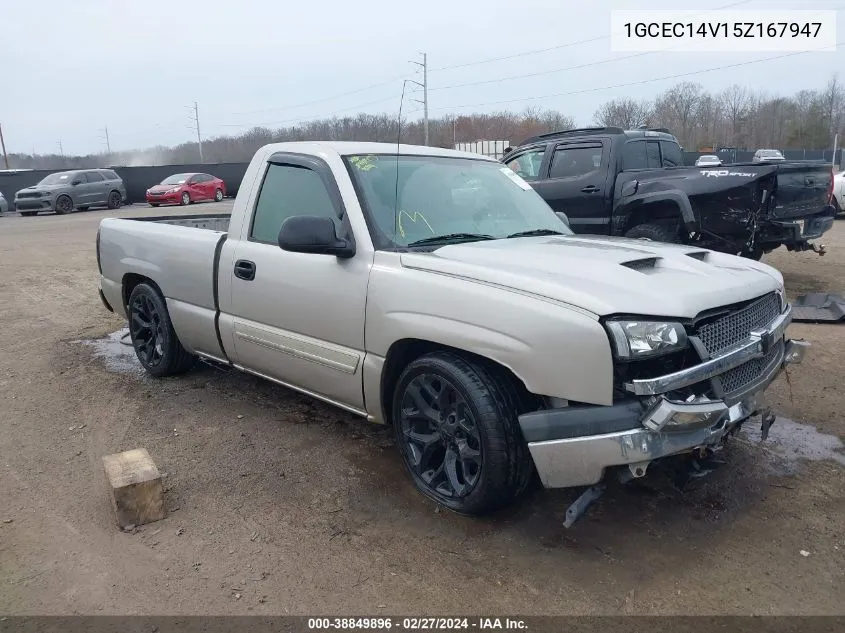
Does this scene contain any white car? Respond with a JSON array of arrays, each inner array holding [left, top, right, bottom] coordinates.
[[753, 149, 786, 163], [833, 169, 845, 214], [695, 155, 722, 167]]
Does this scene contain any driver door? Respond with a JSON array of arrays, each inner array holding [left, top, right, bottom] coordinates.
[[224, 155, 371, 411]]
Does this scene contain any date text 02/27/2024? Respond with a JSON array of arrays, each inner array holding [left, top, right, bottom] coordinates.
[[307, 617, 528, 630]]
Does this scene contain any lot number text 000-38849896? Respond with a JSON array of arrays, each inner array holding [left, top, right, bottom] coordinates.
[[610, 10, 837, 52]]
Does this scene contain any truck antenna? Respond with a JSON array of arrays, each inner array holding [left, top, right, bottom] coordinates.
[[394, 79, 409, 240]]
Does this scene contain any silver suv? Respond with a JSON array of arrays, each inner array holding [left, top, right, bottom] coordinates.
[[14, 169, 127, 216]]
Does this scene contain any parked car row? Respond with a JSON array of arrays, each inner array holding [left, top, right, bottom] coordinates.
[[6, 170, 226, 216]]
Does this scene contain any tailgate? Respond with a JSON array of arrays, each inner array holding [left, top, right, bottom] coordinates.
[[770, 162, 832, 220]]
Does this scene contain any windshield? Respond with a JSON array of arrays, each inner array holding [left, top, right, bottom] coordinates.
[[759, 150, 783, 157], [161, 174, 191, 185], [37, 172, 73, 185], [345, 154, 571, 248]]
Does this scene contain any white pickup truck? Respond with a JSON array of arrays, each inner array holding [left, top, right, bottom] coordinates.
[[97, 141, 808, 520]]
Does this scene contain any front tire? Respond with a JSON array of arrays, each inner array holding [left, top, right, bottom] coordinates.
[[392, 351, 532, 515], [180, 192, 191, 206], [127, 283, 195, 377], [625, 222, 680, 244], [214, 188, 223, 202], [54, 195, 73, 215]]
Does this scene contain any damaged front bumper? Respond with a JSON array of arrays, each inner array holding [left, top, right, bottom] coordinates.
[[519, 307, 809, 489]]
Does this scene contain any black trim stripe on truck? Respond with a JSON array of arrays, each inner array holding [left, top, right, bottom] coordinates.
[[212, 234, 232, 364]]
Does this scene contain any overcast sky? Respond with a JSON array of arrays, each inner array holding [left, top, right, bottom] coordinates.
[[2, 0, 843, 155]]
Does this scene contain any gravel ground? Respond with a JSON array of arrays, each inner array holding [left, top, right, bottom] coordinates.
[[0, 203, 843, 615]]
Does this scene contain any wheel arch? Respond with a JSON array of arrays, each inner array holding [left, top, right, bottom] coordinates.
[[376, 338, 538, 427], [122, 273, 164, 315], [616, 189, 696, 235]]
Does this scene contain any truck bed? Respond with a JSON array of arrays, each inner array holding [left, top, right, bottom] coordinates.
[[98, 214, 229, 324]]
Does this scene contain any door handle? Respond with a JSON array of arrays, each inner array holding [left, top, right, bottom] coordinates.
[[234, 259, 256, 281], [581, 185, 600, 193]]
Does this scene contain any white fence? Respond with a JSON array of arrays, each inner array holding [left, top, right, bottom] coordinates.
[[454, 140, 511, 161]]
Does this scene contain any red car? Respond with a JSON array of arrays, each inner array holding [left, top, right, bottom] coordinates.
[[145, 172, 226, 207]]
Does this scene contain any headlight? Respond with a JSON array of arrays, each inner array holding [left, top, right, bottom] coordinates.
[[167, 187, 180, 193], [605, 320, 688, 360], [42, 191, 52, 197]]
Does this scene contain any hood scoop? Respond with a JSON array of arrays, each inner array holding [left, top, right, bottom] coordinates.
[[686, 251, 711, 262], [620, 257, 661, 273]]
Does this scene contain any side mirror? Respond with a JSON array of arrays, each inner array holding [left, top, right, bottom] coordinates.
[[555, 211, 571, 227], [278, 215, 355, 258], [71, 180, 81, 186]]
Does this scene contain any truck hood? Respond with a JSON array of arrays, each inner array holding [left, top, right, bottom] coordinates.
[[399, 235, 783, 318]]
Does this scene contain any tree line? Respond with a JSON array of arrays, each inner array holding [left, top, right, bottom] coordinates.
[[6, 75, 843, 170]]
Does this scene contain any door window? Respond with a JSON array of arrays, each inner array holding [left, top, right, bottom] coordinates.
[[250, 163, 339, 244], [504, 148, 545, 181], [659, 141, 683, 167], [85, 171, 104, 182], [549, 145, 604, 179]]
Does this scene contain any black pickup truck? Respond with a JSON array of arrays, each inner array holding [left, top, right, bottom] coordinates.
[[502, 127, 836, 258]]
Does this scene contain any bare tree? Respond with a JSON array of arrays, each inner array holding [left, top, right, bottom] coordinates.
[[593, 98, 652, 129], [718, 84, 751, 146]]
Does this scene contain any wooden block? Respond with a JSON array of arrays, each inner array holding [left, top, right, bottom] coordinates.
[[102, 448, 166, 529]]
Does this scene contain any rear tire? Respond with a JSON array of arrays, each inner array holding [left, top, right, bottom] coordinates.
[[107, 191, 122, 210], [625, 223, 681, 244], [127, 283, 195, 377], [54, 195, 73, 215], [392, 351, 533, 516], [180, 192, 190, 206], [214, 189, 223, 202]]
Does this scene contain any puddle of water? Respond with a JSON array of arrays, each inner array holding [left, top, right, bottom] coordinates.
[[79, 327, 145, 376], [743, 415, 845, 475]]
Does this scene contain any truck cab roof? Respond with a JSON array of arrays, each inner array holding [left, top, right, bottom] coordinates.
[[256, 141, 497, 162], [517, 127, 678, 148]]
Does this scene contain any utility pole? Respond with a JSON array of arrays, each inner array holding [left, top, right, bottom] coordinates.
[[0, 123, 9, 170], [409, 52, 429, 145], [189, 101, 204, 162], [100, 126, 111, 154], [58, 140, 64, 159]]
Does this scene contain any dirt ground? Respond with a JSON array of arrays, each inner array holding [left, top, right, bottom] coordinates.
[[0, 203, 843, 616]]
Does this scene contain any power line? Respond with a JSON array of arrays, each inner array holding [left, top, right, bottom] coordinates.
[[427, 41, 845, 113], [223, 73, 411, 119], [427, 0, 754, 74], [213, 94, 403, 130]]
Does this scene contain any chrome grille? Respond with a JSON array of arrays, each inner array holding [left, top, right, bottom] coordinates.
[[697, 292, 781, 356], [719, 339, 783, 395]]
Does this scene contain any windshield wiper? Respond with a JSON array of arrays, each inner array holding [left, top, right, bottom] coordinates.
[[506, 228, 566, 239], [406, 233, 496, 247]]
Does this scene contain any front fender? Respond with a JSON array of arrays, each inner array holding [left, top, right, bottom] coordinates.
[[365, 258, 615, 416]]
